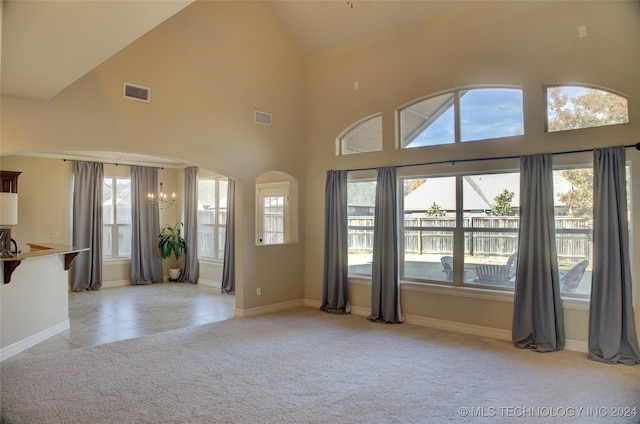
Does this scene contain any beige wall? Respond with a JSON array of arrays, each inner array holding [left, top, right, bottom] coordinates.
[[1, 1, 306, 311], [0, 155, 73, 247], [302, 1, 640, 346]]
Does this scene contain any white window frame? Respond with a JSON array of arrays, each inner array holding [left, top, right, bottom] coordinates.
[[103, 176, 131, 260], [256, 181, 291, 245], [336, 113, 383, 156], [396, 85, 524, 149], [197, 176, 227, 261]]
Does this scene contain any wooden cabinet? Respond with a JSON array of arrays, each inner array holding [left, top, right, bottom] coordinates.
[[0, 171, 21, 193]]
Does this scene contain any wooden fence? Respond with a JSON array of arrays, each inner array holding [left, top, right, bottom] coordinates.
[[348, 216, 592, 263]]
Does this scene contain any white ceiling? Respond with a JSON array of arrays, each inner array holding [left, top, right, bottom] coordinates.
[[0, 0, 468, 165]]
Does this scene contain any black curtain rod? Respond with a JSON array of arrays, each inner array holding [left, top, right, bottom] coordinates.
[[62, 159, 167, 169], [345, 142, 640, 173]]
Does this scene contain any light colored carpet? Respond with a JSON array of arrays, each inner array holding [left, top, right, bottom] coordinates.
[[2, 307, 639, 423]]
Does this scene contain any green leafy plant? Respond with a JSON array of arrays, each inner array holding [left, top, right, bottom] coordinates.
[[486, 189, 515, 216], [426, 201, 446, 217], [158, 222, 185, 267]]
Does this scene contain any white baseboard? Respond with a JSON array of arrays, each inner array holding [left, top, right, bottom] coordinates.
[[306, 299, 588, 353], [1, 320, 70, 362], [236, 299, 306, 318]]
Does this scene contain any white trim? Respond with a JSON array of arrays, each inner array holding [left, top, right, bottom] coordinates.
[[235, 299, 305, 318], [1, 320, 70, 362]]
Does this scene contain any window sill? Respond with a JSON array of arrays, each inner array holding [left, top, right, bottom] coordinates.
[[348, 276, 590, 310], [198, 258, 223, 266], [103, 258, 130, 265]]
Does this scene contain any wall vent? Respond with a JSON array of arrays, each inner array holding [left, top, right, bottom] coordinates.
[[124, 83, 150, 102], [254, 111, 272, 126]]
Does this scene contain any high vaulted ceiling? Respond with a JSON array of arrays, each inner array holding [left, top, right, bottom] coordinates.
[[0, 0, 469, 166], [1, 0, 469, 101]]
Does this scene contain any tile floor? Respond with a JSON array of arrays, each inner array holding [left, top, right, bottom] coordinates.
[[5, 282, 235, 362]]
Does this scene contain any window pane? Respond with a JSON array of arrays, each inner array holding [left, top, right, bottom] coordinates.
[[103, 178, 113, 225], [218, 179, 228, 209], [340, 115, 383, 155], [463, 173, 519, 288], [401, 93, 455, 148], [401, 176, 456, 282], [460, 88, 524, 142], [348, 181, 376, 275], [116, 178, 131, 225], [118, 225, 131, 257], [198, 224, 215, 258], [102, 225, 112, 258], [198, 179, 216, 211], [546, 86, 629, 132], [198, 179, 217, 258], [262, 195, 284, 245], [554, 169, 593, 295], [218, 226, 226, 258]]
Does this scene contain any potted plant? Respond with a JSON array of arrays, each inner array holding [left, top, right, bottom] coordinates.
[[158, 222, 186, 281]]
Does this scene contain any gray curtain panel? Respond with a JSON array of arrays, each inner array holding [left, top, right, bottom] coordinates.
[[70, 161, 103, 292], [369, 167, 404, 324], [512, 154, 564, 352], [180, 167, 199, 284], [589, 146, 640, 365], [321, 170, 350, 314], [130, 166, 163, 285], [221, 178, 235, 294]]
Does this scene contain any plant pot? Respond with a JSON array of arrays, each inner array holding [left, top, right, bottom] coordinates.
[[168, 268, 182, 281]]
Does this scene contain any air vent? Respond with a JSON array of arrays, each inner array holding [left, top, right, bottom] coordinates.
[[124, 83, 150, 102], [254, 111, 272, 126]]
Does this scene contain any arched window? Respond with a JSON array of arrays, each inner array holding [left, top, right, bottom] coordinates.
[[398, 87, 524, 148], [336, 113, 382, 155], [545, 85, 629, 132]]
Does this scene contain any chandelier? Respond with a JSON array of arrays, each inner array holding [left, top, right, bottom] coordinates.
[[147, 167, 176, 210]]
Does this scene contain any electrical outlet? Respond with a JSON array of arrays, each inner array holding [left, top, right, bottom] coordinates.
[[256, 288, 262, 296], [51, 231, 59, 238]]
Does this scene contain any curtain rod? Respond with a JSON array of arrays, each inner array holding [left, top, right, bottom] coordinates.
[[62, 159, 167, 169], [345, 142, 640, 173]]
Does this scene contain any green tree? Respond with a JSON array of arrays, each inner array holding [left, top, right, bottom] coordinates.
[[559, 169, 593, 217], [547, 87, 628, 132], [426, 201, 446, 217], [486, 189, 515, 216]]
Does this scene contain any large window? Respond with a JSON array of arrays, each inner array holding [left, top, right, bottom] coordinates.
[[545, 85, 629, 132], [103, 177, 131, 259], [346, 163, 628, 297], [398, 87, 524, 148], [400, 173, 520, 288], [197, 177, 228, 260]]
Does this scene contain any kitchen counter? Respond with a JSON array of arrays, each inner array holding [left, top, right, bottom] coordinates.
[[1, 243, 89, 284]]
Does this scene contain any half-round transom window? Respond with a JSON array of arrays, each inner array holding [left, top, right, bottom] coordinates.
[[337, 114, 383, 155], [398, 87, 524, 148]]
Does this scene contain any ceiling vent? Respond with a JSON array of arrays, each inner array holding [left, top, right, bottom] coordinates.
[[254, 111, 272, 126], [124, 83, 150, 102]]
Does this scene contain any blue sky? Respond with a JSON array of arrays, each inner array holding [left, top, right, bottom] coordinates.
[[408, 88, 524, 147]]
